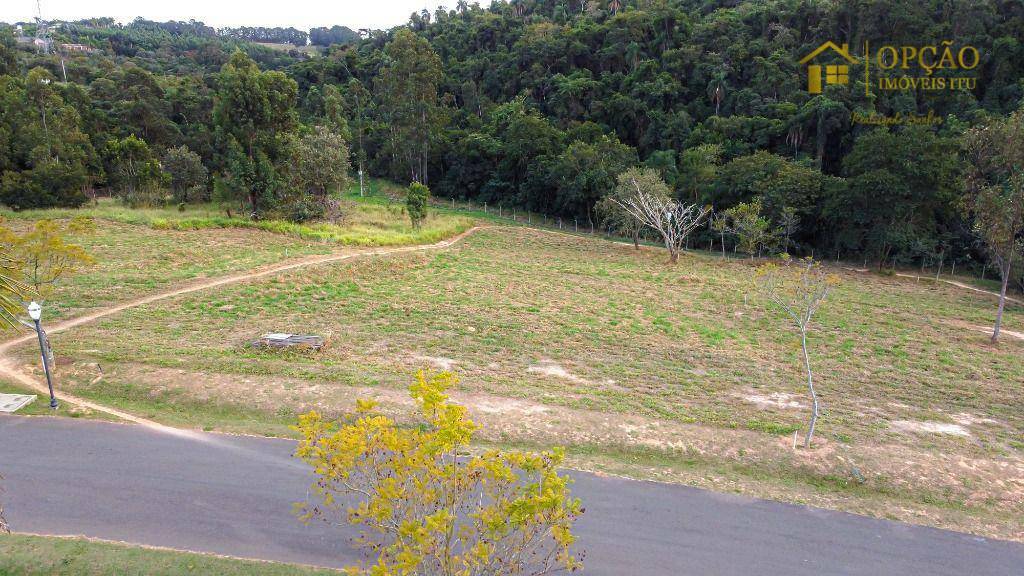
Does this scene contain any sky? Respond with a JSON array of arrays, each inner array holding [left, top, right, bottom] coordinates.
[[0, 0, 480, 32]]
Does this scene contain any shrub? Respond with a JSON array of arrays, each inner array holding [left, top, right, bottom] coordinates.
[[285, 195, 327, 223], [406, 181, 430, 228]]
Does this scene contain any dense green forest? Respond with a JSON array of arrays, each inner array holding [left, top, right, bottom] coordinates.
[[1, 1, 1023, 283]]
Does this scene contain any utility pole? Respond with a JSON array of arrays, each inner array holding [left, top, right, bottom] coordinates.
[[35, 0, 50, 54]]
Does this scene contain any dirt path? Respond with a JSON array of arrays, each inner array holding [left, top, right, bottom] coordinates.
[[0, 226, 484, 428], [892, 272, 1024, 306]]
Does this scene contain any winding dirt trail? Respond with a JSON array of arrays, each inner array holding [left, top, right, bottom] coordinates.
[[892, 272, 1024, 306], [0, 226, 484, 430]]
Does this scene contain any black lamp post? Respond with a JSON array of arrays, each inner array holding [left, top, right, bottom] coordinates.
[[27, 301, 58, 409]]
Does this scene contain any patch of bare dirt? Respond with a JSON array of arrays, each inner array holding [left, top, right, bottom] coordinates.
[[890, 419, 971, 437], [527, 359, 620, 388], [412, 355, 458, 371], [738, 390, 805, 410], [942, 319, 1024, 343], [971, 325, 1024, 341]]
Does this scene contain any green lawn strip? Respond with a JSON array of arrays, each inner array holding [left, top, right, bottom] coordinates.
[[0, 185, 481, 322], [0, 534, 340, 575], [0, 377, 106, 420], [1, 179, 477, 249]]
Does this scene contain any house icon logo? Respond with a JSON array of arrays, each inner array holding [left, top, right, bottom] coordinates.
[[799, 41, 859, 94]]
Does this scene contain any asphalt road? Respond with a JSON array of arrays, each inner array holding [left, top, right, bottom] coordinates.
[[1, 416, 1021, 575]]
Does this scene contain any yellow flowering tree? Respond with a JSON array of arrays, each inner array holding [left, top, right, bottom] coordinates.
[[0, 216, 95, 302], [0, 252, 26, 328], [294, 371, 583, 575]]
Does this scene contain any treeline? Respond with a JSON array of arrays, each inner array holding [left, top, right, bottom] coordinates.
[[1, 1, 1023, 283], [15, 18, 302, 71], [219, 26, 308, 47], [309, 26, 360, 47]]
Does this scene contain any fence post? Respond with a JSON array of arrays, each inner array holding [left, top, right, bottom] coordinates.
[[574, 218, 578, 232]]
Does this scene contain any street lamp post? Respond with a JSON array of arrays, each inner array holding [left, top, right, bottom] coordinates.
[[27, 301, 58, 409]]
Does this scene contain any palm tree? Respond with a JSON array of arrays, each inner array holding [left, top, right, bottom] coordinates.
[[609, 0, 622, 14], [512, 0, 526, 18], [786, 122, 804, 157], [707, 68, 728, 116], [625, 41, 642, 71], [798, 95, 846, 168]]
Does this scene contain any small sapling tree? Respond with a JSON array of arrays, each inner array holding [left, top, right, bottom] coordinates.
[[711, 211, 729, 258], [756, 256, 838, 448], [407, 181, 430, 228], [963, 110, 1024, 343], [294, 371, 583, 575], [614, 169, 710, 263], [778, 207, 801, 255], [724, 198, 775, 259]]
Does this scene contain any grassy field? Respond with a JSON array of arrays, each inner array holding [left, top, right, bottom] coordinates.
[[1, 203, 1022, 539], [0, 534, 338, 575], [0, 180, 474, 321]]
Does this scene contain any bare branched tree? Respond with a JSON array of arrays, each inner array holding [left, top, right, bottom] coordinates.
[[615, 177, 711, 264], [756, 257, 838, 448]]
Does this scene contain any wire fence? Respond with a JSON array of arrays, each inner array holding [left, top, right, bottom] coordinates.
[[430, 196, 632, 242], [427, 195, 1017, 289]]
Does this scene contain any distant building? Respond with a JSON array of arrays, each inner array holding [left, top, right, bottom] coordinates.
[[60, 43, 95, 53], [15, 36, 50, 51]]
